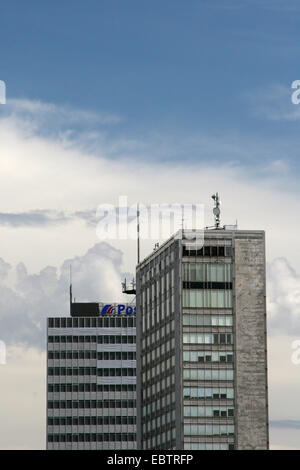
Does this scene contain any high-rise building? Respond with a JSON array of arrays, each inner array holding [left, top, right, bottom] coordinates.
[[136, 228, 269, 450], [46, 302, 137, 450]]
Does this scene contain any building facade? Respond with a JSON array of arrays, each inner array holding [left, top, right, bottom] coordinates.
[[136, 229, 269, 450], [47, 302, 137, 450]]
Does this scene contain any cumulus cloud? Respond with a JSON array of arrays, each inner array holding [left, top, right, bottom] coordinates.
[[0, 242, 131, 350], [1, 96, 300, 336], [267, 258, 300, 335], [0, 258, 11, 280]]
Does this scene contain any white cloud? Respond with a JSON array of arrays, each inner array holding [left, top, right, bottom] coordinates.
[[7, 98, 122, 125], [267, 258, 300, 334], [1, 97, 300, 274], [0, 347, 46, 450], [0, 242, 130, 350]]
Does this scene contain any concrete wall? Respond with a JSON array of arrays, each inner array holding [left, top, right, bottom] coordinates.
[[234, 232, 269, 449]]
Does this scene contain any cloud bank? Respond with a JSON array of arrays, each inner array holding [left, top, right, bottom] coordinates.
[[0, 242, 130, 350], [0, 97, 299, 347]]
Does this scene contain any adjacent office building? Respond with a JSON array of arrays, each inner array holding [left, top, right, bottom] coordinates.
[[47, 221, 269, 451], [47, 302, 137, 450], [136, 228, 269, 450]]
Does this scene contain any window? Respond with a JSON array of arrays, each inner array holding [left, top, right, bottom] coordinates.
[[183, 351, 233, 363], [183, 289, 232, 308], [182, 246, 231, 258], [183, 369, 234, 381], [184, 424, 234, 436]]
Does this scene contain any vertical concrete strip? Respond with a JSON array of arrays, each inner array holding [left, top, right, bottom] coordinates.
[[234, 232, 269, 449]]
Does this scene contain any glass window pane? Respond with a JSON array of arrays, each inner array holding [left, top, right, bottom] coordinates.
[[211, 290, 218, 308], [196, 263, 205, 281]]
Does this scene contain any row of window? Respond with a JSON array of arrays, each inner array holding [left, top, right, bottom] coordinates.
[[48, 367, 97, 376], [48, 433, 136, 443], [48, 351, 97, 360], [183, 281, 232, 290], [183, 333, 233, 345], [183, 351, 233, 363], [48, 416, 136, 426], [48, 351, 136, 360], [184, 443, 234, 450], [183, 289, 232, 309], [48, 383, 136, 393], [183, 369, 234, 381], [182, 314, 232, 327], [184, 406, 234, 418], [98, 351, 136, 361], [98, 368, 136, 377], [48, 335, 136, 344], [48, 400, 136, 409], [184, 424, 235, 436], [183, 387, 234, 400], [183, 263, 232, 283], [48, 317, 136, 328], [48, 367, 136, 377], [182, 245, 232, 257]]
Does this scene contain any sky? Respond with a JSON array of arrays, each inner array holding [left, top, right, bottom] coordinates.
[[1, 0, 300, 449]]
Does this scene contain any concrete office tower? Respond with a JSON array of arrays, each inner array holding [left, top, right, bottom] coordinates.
[[47, 302, 137, 450], [136, 229, 269, 450]]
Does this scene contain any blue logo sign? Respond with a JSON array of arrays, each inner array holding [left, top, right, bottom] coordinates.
[[101, 304, 136, 315]]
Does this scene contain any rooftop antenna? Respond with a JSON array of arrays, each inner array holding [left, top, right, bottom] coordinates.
[[69, 265, 73, 314], [137, 203, 140, 265], [212, 193, 221, 229], [121, 203, 138, 296]]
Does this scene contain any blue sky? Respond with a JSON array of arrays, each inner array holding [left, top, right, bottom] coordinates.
[[1, 0, 300, 164]]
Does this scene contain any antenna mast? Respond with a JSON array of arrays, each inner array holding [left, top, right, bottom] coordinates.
[[212, 193, 221, 229], [69, 265, 73, 314], [137, 203, 140, 265], [121, 202, 138, 296]]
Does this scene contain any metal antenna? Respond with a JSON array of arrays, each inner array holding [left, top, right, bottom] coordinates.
[[212, 193, 221, 229], [69, 265, 73, 314], [137, 203, 140, 265]]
